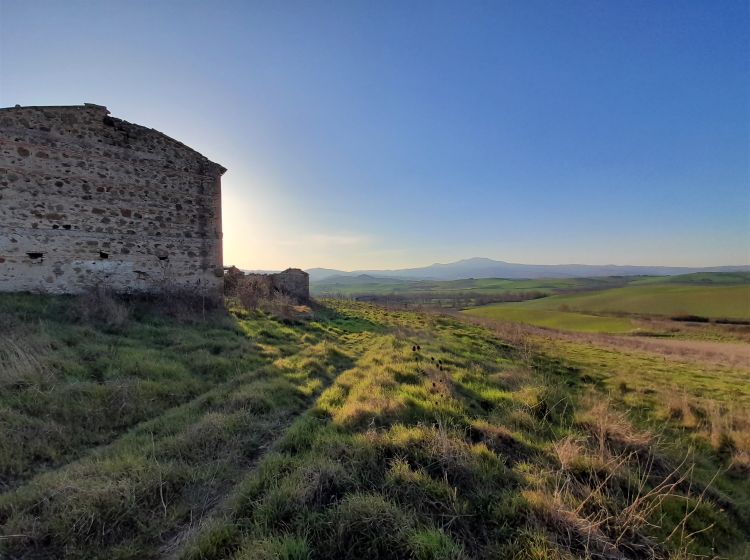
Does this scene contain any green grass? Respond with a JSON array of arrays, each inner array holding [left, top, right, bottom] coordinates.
[[512, 283, 750, 320], [461, 276, 750, 333], [311, 275, 634, 297], [537, 336, 750, 405], [0, 293, 270, 487], [179, 302, 749, 560], [529, 332, 750, 540], [1, 294, 748, 559], [463, 306, 636, 333], [312, 272, 750, 299], [316, 273, 750, 332], [630, 271, 750, 285]]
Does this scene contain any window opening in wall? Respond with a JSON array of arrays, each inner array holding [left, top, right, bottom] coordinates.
[[99, 251, 109, 259], [27, 252, 44, 260]]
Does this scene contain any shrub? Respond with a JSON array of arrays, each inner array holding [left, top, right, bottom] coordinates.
[[670, 315, 710, 323], [0, 331, 53, 388], [67, 287, 130, 330]]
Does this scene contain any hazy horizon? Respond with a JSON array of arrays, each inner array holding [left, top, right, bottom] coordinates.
[[251, 255, 750, 274], [2, 0, 748, 270]]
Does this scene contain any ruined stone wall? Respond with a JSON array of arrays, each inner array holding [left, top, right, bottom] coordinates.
[[270, 268, 309, 301], [225, 266, 309, 302], [0, 104, 226, 297]]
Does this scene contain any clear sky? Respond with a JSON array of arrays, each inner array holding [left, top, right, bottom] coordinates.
[[1, 0, 748, 270]]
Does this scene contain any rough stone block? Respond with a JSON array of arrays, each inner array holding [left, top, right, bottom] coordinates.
[[0, 104, 226, 297]]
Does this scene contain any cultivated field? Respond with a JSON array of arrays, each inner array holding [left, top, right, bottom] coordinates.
[[463, 307, 636, 333], [313, 272, 750, 324], [311, 276, 633, 298], [512, 284, 750, 321], [0, 292, 748, 559], [463, 273, 750, 334]]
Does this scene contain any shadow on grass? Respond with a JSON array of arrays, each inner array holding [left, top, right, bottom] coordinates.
[[0, 294, 377, 559], [0, 294, 359, 491]]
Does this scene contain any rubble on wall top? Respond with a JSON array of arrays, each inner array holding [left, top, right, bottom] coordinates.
[[0, 102, 226, 174], [0, 103, 110, 114]]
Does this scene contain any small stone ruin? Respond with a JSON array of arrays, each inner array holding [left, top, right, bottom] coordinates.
[[0, 103, 308, 304], [224, 266, 309, 302]]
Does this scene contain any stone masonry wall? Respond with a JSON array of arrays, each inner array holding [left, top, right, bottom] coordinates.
[[225, 266, 310, 302], [0, 104, 226, 297], [268, 268, 309, 300]]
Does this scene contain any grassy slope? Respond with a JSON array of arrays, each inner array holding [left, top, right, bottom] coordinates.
[[463, 306, 636, 333], [1, 295, 748, 559], [523, 328, 750, 544], [462, 273, 750, 332], [539, 337, 750, 405], [0, 294, 356, 558], [630, 272, 750, 285], [182, 303, 749, 560], [312, 272, 750, 298], [311, 276, 633, 297], [502, 284, 750, 320], [0, 294, 268, 488]]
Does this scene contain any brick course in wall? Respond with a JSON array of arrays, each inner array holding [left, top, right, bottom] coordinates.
[[0, 103, 226, 297]]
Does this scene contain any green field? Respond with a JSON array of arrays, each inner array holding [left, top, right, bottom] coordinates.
[[463, 306, 637, 333], [312, 272, 750, 299], [1, 294, 748, 559], [630, 271, 750, 285], [460, 273, 750, 333], [311, 275, 633, 297], [314, 273, 750, 327], [513, 283, 750, 320]]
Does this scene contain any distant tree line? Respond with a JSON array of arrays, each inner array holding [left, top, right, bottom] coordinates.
[[320, 290, 548, 309]]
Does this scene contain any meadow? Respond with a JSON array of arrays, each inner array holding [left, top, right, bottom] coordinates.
[[462, 307, 636, 333], [510, 284, 750, 321], [462, 273, 750, 334], [310, 276, 633, 298], [313, 273, 750, 327], [0, 292, 748, 559]]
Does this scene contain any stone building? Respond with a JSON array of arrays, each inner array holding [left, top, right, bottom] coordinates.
[[224, 266, 310, 302], [0, 103, 226, 297], [267, 268, 309, 300]]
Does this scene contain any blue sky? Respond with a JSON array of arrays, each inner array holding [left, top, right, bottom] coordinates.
[[1, 0, 748, 270]]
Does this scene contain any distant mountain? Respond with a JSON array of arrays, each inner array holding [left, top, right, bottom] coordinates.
[[307, 258, 750, 282], [242, 269, 281, 275], [303, 268, 344, 281], [317, 274, 406, 285]]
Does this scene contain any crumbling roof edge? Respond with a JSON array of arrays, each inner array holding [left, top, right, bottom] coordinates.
[[0, 103, 227, 175], [0, 103, 111, 114]]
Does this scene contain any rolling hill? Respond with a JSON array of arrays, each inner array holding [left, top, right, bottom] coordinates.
[[463, 273, 750, 332], [1, 293, 748, 559], [307, 257, 750, 282]]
